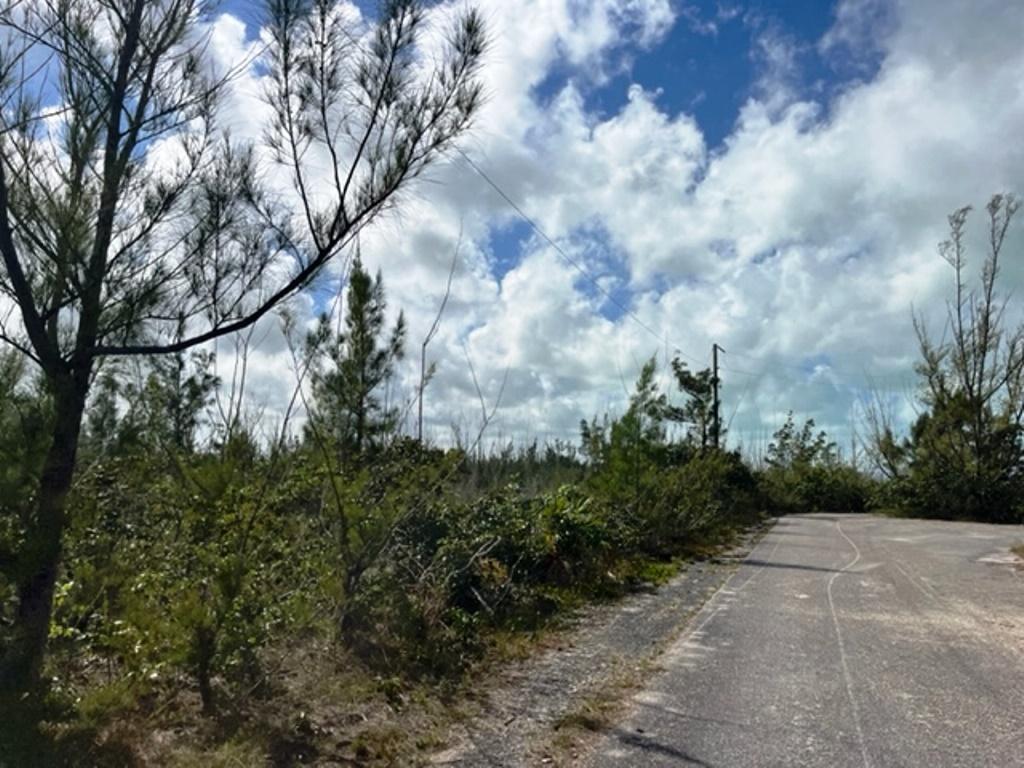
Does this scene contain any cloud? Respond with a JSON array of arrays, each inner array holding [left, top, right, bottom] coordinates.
[[175, 0, 1024, 451], [819, 0, 896, 72]]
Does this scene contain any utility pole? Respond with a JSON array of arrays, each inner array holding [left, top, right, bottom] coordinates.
[[712, 343, 723, 450]]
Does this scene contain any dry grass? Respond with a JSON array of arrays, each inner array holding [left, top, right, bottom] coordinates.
[[3, 639, 464, 768], [143, 642, 462, 767], [541, 654, 657, 765]]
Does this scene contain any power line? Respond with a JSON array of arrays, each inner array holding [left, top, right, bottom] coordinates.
[[726, 368, 763, 433], [720, 345, 920, 386], [455, 146, 922, 392], [720, 360, 919, 390], [455, 146, 707, 367]]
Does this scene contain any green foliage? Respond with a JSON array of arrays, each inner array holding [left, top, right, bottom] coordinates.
[[337, 479, 619, 676], [0, 352, 50, 510], [52, 443, 324, 712], [307, 257, 406, 461], [582, 357, 764, 554], [0, 353, 51, 647], [668, 356, 716, 449], [875, 394, 1024, 522], [650, 450, 760, 549], [866, 196, 1024, 523], [760, 414, 869, 513], [580, 357, 672, 515], [456, 439, 583, 496], [81, 348, 218, 460]]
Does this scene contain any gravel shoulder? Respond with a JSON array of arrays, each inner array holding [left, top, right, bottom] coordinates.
[[429, 524, 771, 767]]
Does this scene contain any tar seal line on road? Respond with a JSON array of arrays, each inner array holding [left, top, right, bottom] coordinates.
[[827, 520, 871, 768]]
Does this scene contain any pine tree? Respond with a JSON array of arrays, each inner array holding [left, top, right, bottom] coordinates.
[[0, 0, 483, 692], [309, 259, 406, 459], [669, 357, 716, 449]]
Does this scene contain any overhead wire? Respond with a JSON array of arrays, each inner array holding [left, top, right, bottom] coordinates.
[[456, 145, 923, 395], [721, 346, 919, 388], [455, 146, 708, 367]]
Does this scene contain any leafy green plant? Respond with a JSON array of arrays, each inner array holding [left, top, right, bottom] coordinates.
[[760, 414, 869, 513], [653, 450, 760, 545]]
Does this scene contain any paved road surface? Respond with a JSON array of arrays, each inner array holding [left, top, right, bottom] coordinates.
[[586, 514, 1024, 768]]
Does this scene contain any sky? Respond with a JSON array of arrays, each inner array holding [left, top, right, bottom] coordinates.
[[200, 0, 1024, 455]]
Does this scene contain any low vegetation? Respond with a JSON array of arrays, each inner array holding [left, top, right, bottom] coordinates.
[[0, 251, 845, 765], [0, 323, 782, 764]]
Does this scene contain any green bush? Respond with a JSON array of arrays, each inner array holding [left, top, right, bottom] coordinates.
[[640, 450, 760, 554], [29, 354, 775, 723], [54, 445, 324, 711], [759, 414, 870, 513]]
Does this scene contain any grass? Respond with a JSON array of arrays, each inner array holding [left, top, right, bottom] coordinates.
[[0, 640, 457, 768], [545, 654, 656, 762]]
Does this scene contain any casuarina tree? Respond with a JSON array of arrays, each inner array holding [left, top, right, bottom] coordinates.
[[669, 356, 716, 450], [0, 0, 484, 693], [307, 256, 406, 458], [866, 195, 1024, 521]]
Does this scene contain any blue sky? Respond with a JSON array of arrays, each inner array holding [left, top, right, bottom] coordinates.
[[553, 0, 858, 148], [218, 0, 877, 296], [188, 0, 1024, 448], [221, 0, 877, 148], [482, 0, 890, 326]]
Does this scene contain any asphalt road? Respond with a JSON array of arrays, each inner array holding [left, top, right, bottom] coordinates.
[[586, 514, 1024, 768]]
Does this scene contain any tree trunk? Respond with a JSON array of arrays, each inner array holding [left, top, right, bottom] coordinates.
[[194, 621, 216, 714], [0, 373, 88, 694]]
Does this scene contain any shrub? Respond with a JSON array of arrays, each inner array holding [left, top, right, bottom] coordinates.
[[760, 414, 870, 513], [646, 450, 760, 553]]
